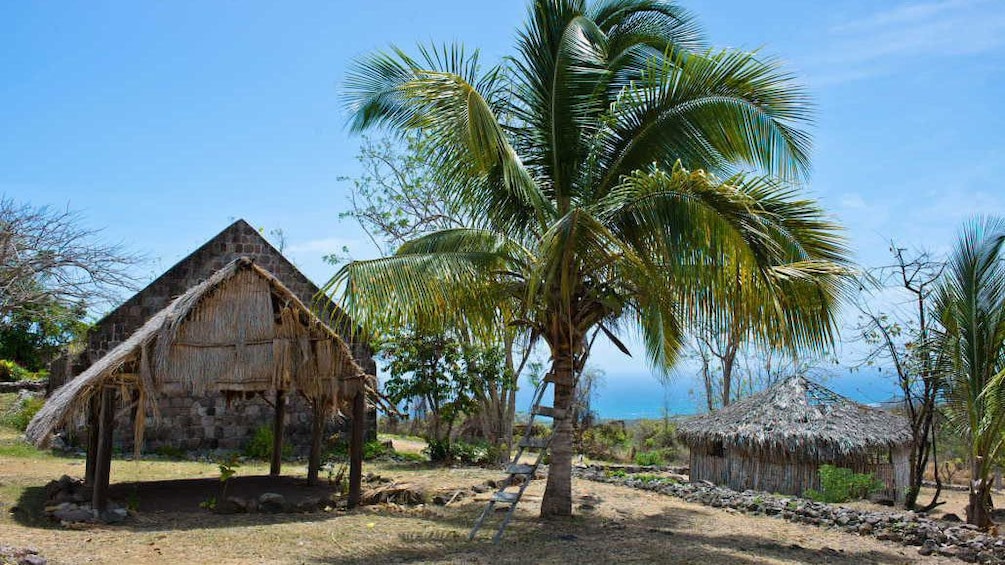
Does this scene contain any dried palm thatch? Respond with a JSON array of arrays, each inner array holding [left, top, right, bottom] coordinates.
[[27, 257, 374, 448], [676, 375, 911, 460]]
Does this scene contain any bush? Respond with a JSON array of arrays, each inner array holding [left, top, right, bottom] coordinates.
[[804, 464, 882, 503], [634, 450, 665, 466], [327, 439, 395, 461], [422, 439, 496, 465], [0, 360, 32, 383], [242, 425, 293, 460], [1, 394, 45, 431], [578, 421, 631, 461]]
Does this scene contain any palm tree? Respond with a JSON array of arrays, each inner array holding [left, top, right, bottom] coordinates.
[[935, 217, 1005, 527], [328, 0, 849, 517]]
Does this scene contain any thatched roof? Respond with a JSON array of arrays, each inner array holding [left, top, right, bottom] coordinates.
[[27, 257, 372, 447], [676, 376, 911, 459]]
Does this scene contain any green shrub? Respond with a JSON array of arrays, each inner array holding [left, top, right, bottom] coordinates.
[[0, 360, 32, 383], [242, 425, 292, 460], [1, 395, 45, 431], [422, 439, 495, 465], [579, 422, 631, 461], [632, 418, 681, 463], [327, 439, 396, 461], [634, 450, 666, 466], [804, 464, 882, 503], [153, 444, 188, 459]]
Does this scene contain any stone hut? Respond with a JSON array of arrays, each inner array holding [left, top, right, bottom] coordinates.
[[677, 376, 913, 505], [28, 257, 374, 509], [49, 219, 376, 453]]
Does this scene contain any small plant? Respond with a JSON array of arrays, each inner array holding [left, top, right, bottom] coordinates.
[[127, 487, 141, 512], [633, 473, 662, 483], [804, 464, 882, 503], [202, 453, 240, 511], [605, 469, 628, 479]]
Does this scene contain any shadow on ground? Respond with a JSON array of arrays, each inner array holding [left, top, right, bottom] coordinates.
[[12, 475, 344, 531]]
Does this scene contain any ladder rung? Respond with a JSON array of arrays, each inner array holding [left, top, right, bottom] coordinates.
[[492, 492, 520, 504], [519, 437, 550, 449], [506, 464, 535, 475], [534, 406, 565, 418]]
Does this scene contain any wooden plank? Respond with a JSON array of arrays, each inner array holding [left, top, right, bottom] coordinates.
[[92, 388, 116, 512], [270, 390, 286, 476], [348, 391, 365, 509]]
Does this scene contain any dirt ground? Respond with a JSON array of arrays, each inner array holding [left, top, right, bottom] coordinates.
[[0, 448, 960, 565]]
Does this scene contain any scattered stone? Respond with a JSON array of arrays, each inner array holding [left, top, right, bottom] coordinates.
[[943, 513, 963, 522], [0, 545, 47, 565]]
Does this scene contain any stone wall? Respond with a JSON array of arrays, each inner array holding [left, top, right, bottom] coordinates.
[[54, 219, 377, 452], [577, 465, 1005, 563], [116, 392, 351, 456]]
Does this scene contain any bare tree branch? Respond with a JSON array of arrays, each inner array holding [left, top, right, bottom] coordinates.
[[0, 197, 143, 325]]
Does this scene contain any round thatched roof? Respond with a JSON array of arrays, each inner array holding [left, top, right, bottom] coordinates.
[[676, 376, 911, 459]]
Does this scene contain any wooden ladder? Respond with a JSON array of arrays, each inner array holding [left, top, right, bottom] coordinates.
[[468, 373, 564, 543]]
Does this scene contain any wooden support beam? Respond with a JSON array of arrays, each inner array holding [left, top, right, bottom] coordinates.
[[84, 395, 99, 486], [307, 400, 328, 485], [270, 389, 286, 476], [92, 388, 116, 512], [348, 391, 365, 509]]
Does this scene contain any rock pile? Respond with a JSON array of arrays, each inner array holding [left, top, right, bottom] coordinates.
[[42, 476, 127, 525], [575, 465, 1005, 563]]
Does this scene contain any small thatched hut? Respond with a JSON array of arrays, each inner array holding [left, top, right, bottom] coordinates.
[[27, 257, 374, 510], [677, 376, 912, 504]]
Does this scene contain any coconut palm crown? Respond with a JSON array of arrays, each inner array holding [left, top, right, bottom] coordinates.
[[326, 0, 850, 517]]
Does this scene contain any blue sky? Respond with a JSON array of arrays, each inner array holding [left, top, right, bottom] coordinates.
[[5, 1, 1005, 414]]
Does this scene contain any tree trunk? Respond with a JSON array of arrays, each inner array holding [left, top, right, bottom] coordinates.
[[92, 388, 116, 512], [540, 345, 576, 518], [967, 458, 993, 527]]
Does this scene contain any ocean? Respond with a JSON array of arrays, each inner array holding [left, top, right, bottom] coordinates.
[[513, 368, 903, 420]]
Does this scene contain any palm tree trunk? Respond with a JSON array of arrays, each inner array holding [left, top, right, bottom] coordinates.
[[541, 343, 576, 517], [968, 458, 993, 527]]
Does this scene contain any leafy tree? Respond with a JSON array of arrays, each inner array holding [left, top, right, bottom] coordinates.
[[338, 133, 528, 462], [380, 331, 512, 461], [328, 0, 849, 516], [0, 296, 87, 372], [855, 244, 945, 511], [934, 217, 1005, 527]]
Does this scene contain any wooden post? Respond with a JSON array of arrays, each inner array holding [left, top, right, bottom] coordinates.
[[270, 389, 286, 476], [84, 395, 100, 486], [348, 391, 365, 508], [92, 388, 116, 512], [307, 399, 328, 485]]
